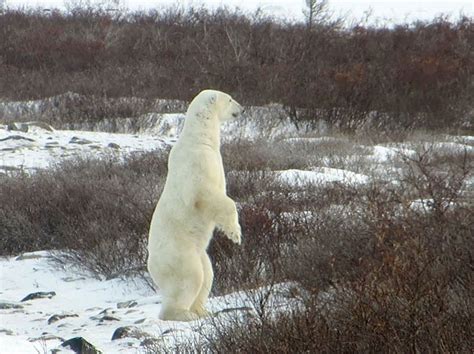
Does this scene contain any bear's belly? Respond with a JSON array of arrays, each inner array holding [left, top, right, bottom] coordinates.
[[149, 210, 215, 249]]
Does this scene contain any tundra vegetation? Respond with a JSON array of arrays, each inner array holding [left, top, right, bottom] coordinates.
[[0, 4, 472, 352]]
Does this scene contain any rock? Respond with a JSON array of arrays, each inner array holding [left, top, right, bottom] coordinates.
[[117, 300, 137, 309], [61, 276, 86, 282], [26, 121, 55, 132], [99, 315, 120, 322], [15, 252, 48, 261], [30, 334, 64, 342], [45, 142, 59, 148], [69, 136, 93, 145], [5, 121, 54, 133], [107, 142, 120, 149], [48, 313, 79, 324], [0, 135, 35, 142], [140, 337, 161, 347], [214, 306, 253, 315], [61, 337, 102, 354], [90, 309, 120, 322], [111, 326, 135, 340], [6, 122, 28, 132], [125, 309, 139, 315], [161, 328, 181, 336], [111, 326, 149, 341], [0, 302, 24, 309], [0, 329, 14, 335], [21, 291, 56, 302]]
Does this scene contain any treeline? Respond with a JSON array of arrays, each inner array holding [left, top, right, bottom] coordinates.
[[0, 7, 472, 129]]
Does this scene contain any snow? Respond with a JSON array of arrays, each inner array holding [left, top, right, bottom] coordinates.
[[282, 136, 339, 144], [0, 123, 170, 173], [276, 167, 370, 187], [0, 336, 39, 354], [409, 198, 456, 213], [368, 145, 417, 162], [431, 142, 473, 154], [1, 103, 473, 352], [0, 251, 300, 353]]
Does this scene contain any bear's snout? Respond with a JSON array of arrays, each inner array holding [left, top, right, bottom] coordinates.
[[232, 105, 245, 118]]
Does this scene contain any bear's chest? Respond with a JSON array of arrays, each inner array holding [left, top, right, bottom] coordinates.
[[213, 154, 226, 191]]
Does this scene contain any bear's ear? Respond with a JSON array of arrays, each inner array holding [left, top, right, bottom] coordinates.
[[207, 92, 217, 105]]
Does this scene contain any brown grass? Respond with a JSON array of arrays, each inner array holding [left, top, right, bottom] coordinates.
[[0, 7, 472, 130], [0, 127, 471, 350], [0, 151, 168, 278]]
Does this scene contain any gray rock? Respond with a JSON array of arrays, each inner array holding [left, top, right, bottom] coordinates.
[[0, 329, 14, 335], [61, 276, 86, 282], [90, 309, 120, 322], [107, 142, 120, 149], [30, 334, 64, 342], [44, 142, 59, 148], [15, 253, 48, 261], [48, 313, 79, 324], [0, 135, 35, 142], [140, 337, 161, 347], [0, 302, 24, 309], [6, 122, 28, 132], [111, 326, 136, 340], [69, 136, 93, 145], [214, 306, 253, 315], [61, 337, 102, 354], [21, 291, 56, 302], [116, 300, 137, 309], [5, 121, 54, 133], [99, 315, 120, 322], [111, 326, 150, 341], [26, 121, 55, 132], [161, 328, 182, 336]]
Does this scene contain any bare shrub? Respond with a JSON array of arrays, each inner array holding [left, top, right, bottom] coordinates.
[[208, 191, 289, 295], [0, 151, 168, 278], [0, 8, 471, 130], [187, 145, 473, 352]]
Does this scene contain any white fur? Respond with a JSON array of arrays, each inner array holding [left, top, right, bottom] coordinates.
[[147, 89, 243, 321]]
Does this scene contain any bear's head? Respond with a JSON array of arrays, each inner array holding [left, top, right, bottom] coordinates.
[[187, 89, 244, 123]]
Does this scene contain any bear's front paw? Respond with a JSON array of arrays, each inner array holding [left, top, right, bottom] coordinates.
[[226, 223, 242, 245]]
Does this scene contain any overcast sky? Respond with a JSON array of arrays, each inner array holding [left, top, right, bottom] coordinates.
[[3, 0, 473, 25]]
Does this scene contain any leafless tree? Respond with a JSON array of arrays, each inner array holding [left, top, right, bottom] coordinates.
[[303, 0, 331, 30]]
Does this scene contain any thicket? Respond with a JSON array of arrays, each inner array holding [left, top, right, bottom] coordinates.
[[0, 7, 472, 130], [177, 143, 474, 353], [0, 137, 472, 351], [0, 152, 168, 277]]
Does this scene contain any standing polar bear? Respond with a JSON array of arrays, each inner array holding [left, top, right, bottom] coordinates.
[[147, 89, 243, 321]]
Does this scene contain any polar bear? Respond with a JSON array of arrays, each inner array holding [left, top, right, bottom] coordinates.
[[147, 89, 243, 321]]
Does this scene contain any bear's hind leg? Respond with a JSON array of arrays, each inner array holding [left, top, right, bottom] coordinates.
[[190, 251, 214, 317], [157, 251, 204, 322], [160, 301, 201, 321]]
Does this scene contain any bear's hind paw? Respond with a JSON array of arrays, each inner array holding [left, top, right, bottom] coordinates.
[[191, 306, 212, 318]]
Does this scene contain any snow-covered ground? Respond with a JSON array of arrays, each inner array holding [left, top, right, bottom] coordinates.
[[277, 167, 370, 187], [0, 251, 299, 353], [0, 122, 172, 173], [1, 102, 473, 353]]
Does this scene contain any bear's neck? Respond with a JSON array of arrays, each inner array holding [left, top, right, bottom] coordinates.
[[181, 115, 221, 150]]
